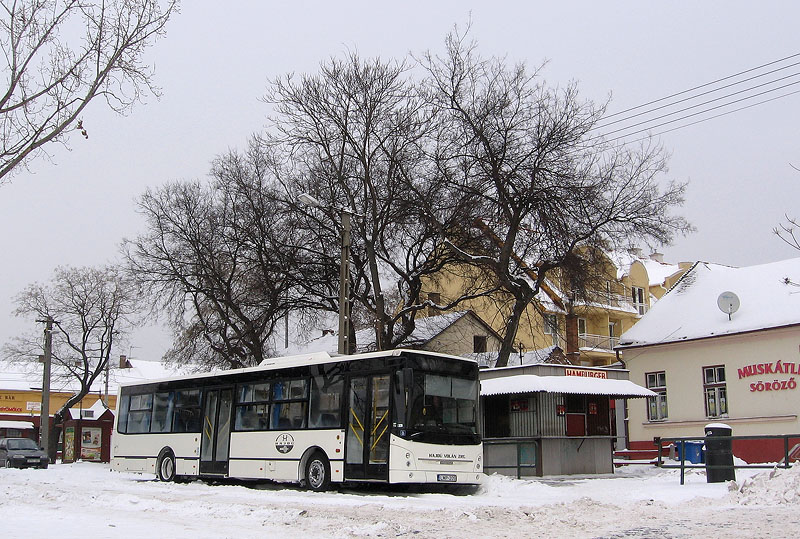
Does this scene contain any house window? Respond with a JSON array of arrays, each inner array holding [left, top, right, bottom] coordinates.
[[703, 366, 728, 417], [543, 313, 557, 334], [632, 286, 647, 315], [543, 313, 559, 346], [645, 371, 668, 421], [577, 318, 587, 335], [473, 335, 487, 353]]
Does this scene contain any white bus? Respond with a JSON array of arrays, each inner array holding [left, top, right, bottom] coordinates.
[[111, 349, 483, 490]]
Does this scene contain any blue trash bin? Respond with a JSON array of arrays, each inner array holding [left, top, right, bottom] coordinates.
[[678, 441, 704, 464]]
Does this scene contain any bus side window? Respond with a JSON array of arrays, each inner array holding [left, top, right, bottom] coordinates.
[[151, 392, 174, 433], [309, 375, 344, 428], [128, 393, 153, 433], [272, 401, 307, 430], [117, 394, 130, 433], [173, 389, 202, 433]]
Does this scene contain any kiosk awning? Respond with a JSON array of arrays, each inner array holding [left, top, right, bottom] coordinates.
[[481, 374, 655, 398], [0, 420, 35, 430]]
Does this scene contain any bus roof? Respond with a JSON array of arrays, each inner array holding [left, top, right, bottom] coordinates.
[[117, 348, 477, 390]]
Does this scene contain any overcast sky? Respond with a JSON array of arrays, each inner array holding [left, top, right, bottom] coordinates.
[[1, 1, 798, 363]]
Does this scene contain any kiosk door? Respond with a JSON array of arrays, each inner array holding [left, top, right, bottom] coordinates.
[[345, 374, 391, 481], [199, 387, 233, 475]]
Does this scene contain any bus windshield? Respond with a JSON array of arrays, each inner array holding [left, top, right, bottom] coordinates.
[[406, 371, 479, 445]]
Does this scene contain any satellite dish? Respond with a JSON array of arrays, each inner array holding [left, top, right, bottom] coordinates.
[[717, 291, 740, 320]]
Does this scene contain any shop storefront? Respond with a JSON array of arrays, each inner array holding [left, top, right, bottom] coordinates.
[[619, 258, 800, 463], [480, 364, 653, 476]]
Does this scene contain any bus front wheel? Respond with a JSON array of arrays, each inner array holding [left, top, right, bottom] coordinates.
[[157, 449, 176, 482], [305, 451, 331, 492]]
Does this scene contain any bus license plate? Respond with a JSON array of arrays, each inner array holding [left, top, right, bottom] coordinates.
[[437, 474, 457, 482]]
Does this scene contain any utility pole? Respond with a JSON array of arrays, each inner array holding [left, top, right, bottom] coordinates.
[[338, 210, 352, 355], [37, 317, 53, 458], [104, 351, 110, 407], [298, 193, 353, 355]]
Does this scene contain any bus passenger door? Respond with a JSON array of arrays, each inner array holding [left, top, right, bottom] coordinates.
[[345, 374, 391, 481], [200, 387, 233, 475]]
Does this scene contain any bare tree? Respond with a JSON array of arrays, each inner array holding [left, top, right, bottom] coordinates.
[[268, 53, 487, 351], [124, 141, 314, 370], [775, 214, 800, 287], [422, 30, 692, 367], [0, 0, 178, 182], [774, 215, 800, 252], [4, 265, 137, 420]]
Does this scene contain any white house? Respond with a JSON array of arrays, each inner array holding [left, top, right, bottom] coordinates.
[[617, 257, 800, 463]]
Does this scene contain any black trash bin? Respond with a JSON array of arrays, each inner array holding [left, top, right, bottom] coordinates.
[[704, 423, 735, 483]]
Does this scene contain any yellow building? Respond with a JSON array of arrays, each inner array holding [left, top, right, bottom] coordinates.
[[423, 248, 689, 367]]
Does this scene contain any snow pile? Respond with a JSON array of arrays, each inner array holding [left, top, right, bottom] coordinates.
[[731, 464, 800, 505]]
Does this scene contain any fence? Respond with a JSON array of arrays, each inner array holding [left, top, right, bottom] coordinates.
[[654, 433, 800, 485]]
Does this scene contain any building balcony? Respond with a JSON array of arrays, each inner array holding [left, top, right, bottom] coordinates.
[[578, 333, 619, 352], [578, 293, 644, 315]]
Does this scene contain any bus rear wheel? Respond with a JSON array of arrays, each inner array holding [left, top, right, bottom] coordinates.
[[305, 451, 331, 492], [157, 449, 176, 482]]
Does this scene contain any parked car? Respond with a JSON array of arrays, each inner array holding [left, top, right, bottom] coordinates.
[[0, 437, 49, 469]]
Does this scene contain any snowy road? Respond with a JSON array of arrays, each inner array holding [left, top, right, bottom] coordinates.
[[2, 462, 799, 538]]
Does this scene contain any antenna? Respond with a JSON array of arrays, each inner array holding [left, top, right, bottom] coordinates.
[[717, 291, 740, 321]]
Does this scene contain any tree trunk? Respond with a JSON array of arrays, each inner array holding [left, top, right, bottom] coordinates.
[[495, 296, 530, 368]]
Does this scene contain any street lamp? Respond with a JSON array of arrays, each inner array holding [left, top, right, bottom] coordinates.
[[298, 193, 352, 355]]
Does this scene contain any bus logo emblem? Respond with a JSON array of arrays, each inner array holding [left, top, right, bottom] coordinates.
[[276, 433, 294, 454]]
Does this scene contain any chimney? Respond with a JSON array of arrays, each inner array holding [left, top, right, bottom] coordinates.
[[119, 355, 131, 369], [627, 247, 643, 258], [564, 314, 580, 365], [649, 252, 664, 263]]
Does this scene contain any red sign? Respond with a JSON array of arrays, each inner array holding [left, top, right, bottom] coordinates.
[[738, 361, 798, 393], [564, 368, 608, 379]]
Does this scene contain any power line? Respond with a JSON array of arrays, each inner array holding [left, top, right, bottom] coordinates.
[[589, 52, 800, 144], [602, 52, 800, 120], [594, 76, 800, 140], [606, 88, 800, 146], [594, 60, 800, 130]]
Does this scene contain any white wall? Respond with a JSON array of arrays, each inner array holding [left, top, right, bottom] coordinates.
[[623, 326, 800, 442]]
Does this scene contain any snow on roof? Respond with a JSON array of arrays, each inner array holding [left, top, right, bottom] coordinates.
[[0, 358, 177, 395], [640, 258, 684, 287], [0, 420, 34, 429], [287, 311, 489, 355], [401, 311, 472, 344], [481, 374, 654, 398], [467, 345, 565, 368], [619, 258, 800, 348], [67, 398, 112, 419], [608, 249, 684, 286], [608, 249, 640, 280]]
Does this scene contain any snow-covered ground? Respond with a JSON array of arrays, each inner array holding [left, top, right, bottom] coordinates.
[[2, 462, 800, 538]]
